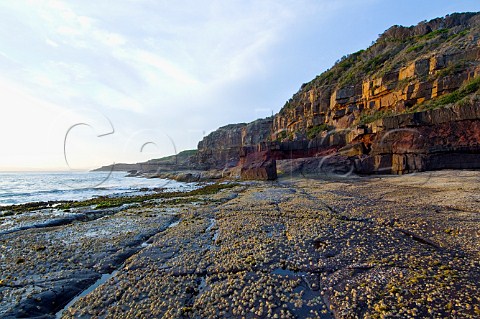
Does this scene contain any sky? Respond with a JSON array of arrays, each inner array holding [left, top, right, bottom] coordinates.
[[0, 1, 479, 171]]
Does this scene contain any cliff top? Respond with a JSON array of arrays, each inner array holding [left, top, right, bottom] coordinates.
[[282, 12, 480, 112]]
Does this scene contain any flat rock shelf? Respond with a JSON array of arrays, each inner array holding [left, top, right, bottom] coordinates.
[[1, 170, 479, 318]]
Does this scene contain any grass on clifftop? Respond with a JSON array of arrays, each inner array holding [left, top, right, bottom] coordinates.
[[306, 124, 334, 139], [145, 149, 197, 164]]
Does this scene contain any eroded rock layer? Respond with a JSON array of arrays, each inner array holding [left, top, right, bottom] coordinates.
[[273, 13, 480, 136], [195, 118, 273, 170], [193, 13, 480, 179]]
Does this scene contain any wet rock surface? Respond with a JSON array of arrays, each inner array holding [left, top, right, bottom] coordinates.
[[0, 203, 181, 318], [2, 171, 480, 318]]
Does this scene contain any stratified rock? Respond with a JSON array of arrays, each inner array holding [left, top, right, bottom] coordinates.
[[195, 123, 246, 170], [355, 102, 480, 174], [242, 118, 274, 146], [240, 151, 277, 180], [272, 12, 480, 137], [195, 118, 273, 171], [254, 13, 480, 178], [96, 12, 480, 180]]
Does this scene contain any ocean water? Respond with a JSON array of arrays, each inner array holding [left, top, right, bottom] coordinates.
[[0, 171, 196, 206]]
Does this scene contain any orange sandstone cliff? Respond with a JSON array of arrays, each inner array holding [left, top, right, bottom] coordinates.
[[194, 12, 480, 180], [97, 13, 480, 181]]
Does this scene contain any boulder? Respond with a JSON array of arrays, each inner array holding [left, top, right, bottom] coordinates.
[[240, 151, 277, 181]]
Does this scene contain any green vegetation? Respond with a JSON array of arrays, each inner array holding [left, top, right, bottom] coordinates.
[[146, 149, 197, 165], [338, 69, 357, 87], [284, 26, 457, 115], [0, 183, 240, 214], [358, 109, 395, 125], [283, 99, 294, 110], [276, 130, 287, 142], [395, 78, 411, 90], [447, 29, 470, 41], [415, 76, 480, 111], [337, 50, 364, 69], [65, 183, 240, 210], [363, 54, 390, 74], [177, 149, 197, 157], [406, 43, 424, 53], [287, 131, 295, 141], [417, 28, 449, 41], [463, 76, 480, 94], [0, 211, 15, 217], [436, 60, 467, 78], [300, 49, 365, 92], [277, 14, 476, 140], [0, 201, 63, 214], [306, 124, 334, 139]]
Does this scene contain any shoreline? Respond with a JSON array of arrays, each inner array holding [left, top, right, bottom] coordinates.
[[0, 171, 201, 208], [1, 170, 479, 318]]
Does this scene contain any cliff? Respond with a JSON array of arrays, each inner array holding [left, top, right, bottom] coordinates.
[[194, 117, 273, 170], [195, 12, 480, 179], [273, 12, 480, 138], [354, 101, 480, 174], [94, 12, 480, 180]]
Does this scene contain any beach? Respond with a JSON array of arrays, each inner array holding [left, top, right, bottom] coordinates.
[[1, 170, 479, 318]]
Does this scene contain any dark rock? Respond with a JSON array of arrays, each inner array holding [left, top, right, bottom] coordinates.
[[3, 271, 100, 319], [414, 59, 430, 77], [240, 151, 277, 181], [194, 118, 273, 171], [125, 170, 139, 177], [242, 118, 274, 146], [355, 104, 480, 174]]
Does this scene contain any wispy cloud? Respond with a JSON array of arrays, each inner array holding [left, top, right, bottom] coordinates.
[[1, 0, 302, 115], [2, 0, 478, 169]]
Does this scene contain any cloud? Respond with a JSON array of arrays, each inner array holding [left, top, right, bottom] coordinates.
[[3, 0, 477, 169], [0, 1, 302, 113], [45, 38, 59, 47], [93, 84, 144, 113], [131, 50, 200, 87]]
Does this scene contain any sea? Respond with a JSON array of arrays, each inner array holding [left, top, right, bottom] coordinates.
[[0, 171, 197, 206]]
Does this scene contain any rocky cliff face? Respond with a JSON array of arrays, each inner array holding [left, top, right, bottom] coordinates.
[[194, 123, 245, 170], [195, 117, 273, 170], [156, 12, 480, 180], [273, 12, 480, 138], [354, 101, 480, 174]]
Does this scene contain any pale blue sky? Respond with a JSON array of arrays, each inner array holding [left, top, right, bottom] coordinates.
[[0, 1, 479, 170]]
